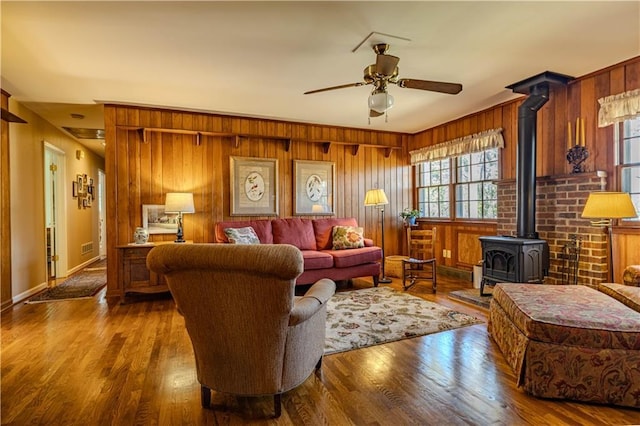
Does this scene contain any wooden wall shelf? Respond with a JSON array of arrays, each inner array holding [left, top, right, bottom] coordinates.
[[116, 125, 401, 157]]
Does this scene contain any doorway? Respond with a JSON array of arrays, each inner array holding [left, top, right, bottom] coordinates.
[[44, 143, 67, 280]]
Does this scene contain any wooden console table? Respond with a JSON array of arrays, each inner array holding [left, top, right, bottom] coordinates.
[[116, 241, 190, 304]]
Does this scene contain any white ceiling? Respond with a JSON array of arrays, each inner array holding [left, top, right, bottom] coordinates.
[[2, 1, 639, 157]]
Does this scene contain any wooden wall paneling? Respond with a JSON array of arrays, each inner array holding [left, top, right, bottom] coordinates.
[[276, 138, 287, 218], [342, 143, 352, 219], [477, 111, 487, 131], [625, 60, 640, 90], [128, 128, 141, 234], [105, 106, 122, 296], [601, 65, 625, 191], [593, 72, 614, 185], [613, 230, 640, 282], [502, 103, 517, 180], [116, 109, 132, 247], [579, 77, 597, 174], [387, 151, 400, 255], [536, 100, 550, 177], [455, 230, 489, 268], [150, 133, 164, 206], [552, 85, 569, 176], [138, 128, 152, 237], [364, 147, 377, 245], [357, 141, 366, 231], [274, 138, 286, 217]]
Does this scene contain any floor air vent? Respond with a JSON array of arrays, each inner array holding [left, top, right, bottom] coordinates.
[[81, 242, 93, 255]]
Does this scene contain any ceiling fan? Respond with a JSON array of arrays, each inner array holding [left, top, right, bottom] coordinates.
[[304, 43, 463, 118]]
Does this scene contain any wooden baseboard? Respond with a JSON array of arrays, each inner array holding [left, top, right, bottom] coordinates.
[[437, 265, 472, 281]]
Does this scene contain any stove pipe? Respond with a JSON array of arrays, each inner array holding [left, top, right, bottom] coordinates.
[[516, 84, 548, 239], [506, 71, 574, 239]]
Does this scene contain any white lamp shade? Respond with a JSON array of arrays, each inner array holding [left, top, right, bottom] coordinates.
[[164, 192, 195, 214], [368, 91, 394, 113], [364, 188, 389, 206], [582, 192, 637, 219]]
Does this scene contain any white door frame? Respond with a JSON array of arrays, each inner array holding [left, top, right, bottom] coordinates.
[[98, 169, 106, 259], [43, 142, 68, 278]]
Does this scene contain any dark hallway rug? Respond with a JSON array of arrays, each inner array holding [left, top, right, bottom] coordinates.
[[324, 287, 483, 354], [26, 266, 106, 304], [448, 288, 492, 309]]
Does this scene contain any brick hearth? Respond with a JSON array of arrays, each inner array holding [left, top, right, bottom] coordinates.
[[496, 171, 607, 287]]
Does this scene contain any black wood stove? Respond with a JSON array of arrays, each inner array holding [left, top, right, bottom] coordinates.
[[480, 72, 572, 296]]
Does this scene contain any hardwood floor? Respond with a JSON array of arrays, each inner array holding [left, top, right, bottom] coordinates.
[[2, 272, 638, 425]]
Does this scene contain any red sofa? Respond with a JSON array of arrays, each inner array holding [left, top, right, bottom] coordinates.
[[214, 217, 382, 286]]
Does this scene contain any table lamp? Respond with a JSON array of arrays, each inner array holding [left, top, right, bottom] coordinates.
[[581, 192, 637, 282], [164, 192, 195, 243]]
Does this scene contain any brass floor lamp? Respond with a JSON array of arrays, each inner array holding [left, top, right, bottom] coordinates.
[[364, 188, 392, 284]]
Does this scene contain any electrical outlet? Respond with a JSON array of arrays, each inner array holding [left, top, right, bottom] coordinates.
[[442, 249, 447, 257]]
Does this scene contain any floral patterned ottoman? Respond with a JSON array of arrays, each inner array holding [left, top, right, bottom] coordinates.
[[488, 283, 640, 408]]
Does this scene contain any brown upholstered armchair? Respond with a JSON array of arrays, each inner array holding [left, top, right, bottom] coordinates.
[[147, 243, 335, 418]]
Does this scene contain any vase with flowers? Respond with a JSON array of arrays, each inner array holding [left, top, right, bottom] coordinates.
[[400, 208, 420, 226]]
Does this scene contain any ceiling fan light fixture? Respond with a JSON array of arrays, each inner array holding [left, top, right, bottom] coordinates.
[[368, 91, 394, 113]]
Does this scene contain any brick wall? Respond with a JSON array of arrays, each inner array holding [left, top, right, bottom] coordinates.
[[496, 171, 607, 287]]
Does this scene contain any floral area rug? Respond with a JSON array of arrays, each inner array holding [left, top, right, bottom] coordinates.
[[325, 287, 483, 354], [26, 268, 106, 304]]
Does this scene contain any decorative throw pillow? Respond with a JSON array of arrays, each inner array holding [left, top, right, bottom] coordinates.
[[332, 226, 364, 250], [224, 226, 260, 245]]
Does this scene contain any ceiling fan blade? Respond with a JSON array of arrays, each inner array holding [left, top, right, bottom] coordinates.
[[304, 82, 366, 95], [376, 54, 399, 77], [369, 109, 384, 118], [397, 79, 463, 94]]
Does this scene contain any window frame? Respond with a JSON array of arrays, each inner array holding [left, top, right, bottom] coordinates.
[[415, 147, 500, 222], [615, 118, 640, 224]]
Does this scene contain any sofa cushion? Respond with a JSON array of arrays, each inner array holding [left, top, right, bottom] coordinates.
[[214, 220, 273, 244], [332, 226, 365, 250], [313, 218, 358, 250], [272, 218, 316, 250], [300, 250, 334, 270], [598, 283, 640, 312], [224, 226, 260, 245], [324, 246, 381, 268], [492, 284, 640, 350]]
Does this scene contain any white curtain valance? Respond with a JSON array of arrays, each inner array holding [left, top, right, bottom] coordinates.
[[410, 128, 504, 164], [597, 89, 640, 127]]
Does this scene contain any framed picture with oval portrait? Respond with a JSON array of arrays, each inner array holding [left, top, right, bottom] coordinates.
[[294, 160, 335, 215], [230, 156, 279, 216]]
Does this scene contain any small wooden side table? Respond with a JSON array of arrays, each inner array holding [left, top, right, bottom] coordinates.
[[116, 241, 192, 304]]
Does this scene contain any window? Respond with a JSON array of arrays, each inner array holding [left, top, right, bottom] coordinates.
[[416, 159, 450, 219], [416, 147, 499, 220], [455, 148, 499, 219], [618, 117, 640, 221]]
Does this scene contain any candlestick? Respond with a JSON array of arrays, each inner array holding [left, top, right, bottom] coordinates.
[[576, 117, 580, 147], [581, 118, 585, 146], [567, 121, 572, 148]]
